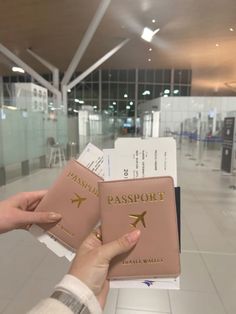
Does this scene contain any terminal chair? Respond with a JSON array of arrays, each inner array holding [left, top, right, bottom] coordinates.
[[47, 137, 66, 168]]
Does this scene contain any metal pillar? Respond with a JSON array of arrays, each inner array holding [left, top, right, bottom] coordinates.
[[67, 39, 129, 90], [0, 43, 61, 100], [99, 69, 102, 112], [62, 85, 68, 113], [61, 0, 111, 86], [0, 76, 3, 105], [135, 68, 138, 136], [170, 68, 174, 96]]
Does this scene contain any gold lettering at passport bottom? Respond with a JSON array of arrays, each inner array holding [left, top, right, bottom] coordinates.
[[129, 211, 147, 228], [71, 193, 86, 208], [67, 171, 99, 197], [107, 192, 165, 205], [122, 257, 164, 265], [56, 222, 74, 237]]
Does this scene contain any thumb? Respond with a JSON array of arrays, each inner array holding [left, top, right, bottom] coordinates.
[[99, 229, 141, 262], [17, 210, 62, 226]]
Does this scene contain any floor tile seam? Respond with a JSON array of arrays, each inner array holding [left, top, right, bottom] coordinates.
[[0, 299, 12, 314], [179, 218, 226, 300], [199, 252, 229, 314], [2, 252, 50, 312], [167, 291, 173, 314], [182, 249, 236, 256], [115, 289, 120, 313], [116, 306, 170, 313], [179, 164, 233, 314], [171, 288, 225, 294]]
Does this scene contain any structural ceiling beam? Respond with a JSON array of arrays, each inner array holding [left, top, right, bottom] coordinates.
[[61, 0, 111, 86], [27, 48, 59, 89], [67, 38, 130, 90], [0, 43, 61, 98]]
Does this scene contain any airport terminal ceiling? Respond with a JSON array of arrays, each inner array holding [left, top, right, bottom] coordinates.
[[0, 0, 236, 95]]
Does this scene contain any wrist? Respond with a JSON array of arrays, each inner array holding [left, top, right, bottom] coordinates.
[[51, 290, 90, 314], [55, 274, 102, 314]]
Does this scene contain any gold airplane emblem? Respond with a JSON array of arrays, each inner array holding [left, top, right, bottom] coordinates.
[[71, 193, 86, 208], [129, 211, 147, 228]]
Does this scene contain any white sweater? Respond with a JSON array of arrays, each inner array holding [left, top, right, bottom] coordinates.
[[27, 274, 102, 314]]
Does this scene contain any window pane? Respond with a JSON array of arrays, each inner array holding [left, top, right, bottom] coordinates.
[[119, 70, 127, 82], [128, 69, 135, 81], [138, 69, 145, 82], [146, 70, 154, 82], [155, 70, 163, 83]]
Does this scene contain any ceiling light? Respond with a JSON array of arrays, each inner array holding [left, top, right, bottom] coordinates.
[[126, 105, 131, 109], [130, 101, 133, 105], [141, 27, 160, 42], [216, 43, 219, 47], [152, 19, 156, 23], [149, 48, 152, 51], [229, 27, 234, 32], [112, 101, 116, 105], [148, 58, 151, 62], [164, 89, 170, 94], [93, 105, 97, 109], [173, 89, 179, 94], [142, 90, 151, 95], [74, 99, 84, 104], [12, 66, 25, 73], [124, 93, 128, 98], [6, 105, 17, 110], [67, 89, 71, 92], [163, 95, 168, 97], [73, 109, 79, 113]]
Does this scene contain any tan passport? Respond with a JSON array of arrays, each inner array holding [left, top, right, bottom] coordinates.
[[99, 176, 180, 279], [35, 159, 103, 251]]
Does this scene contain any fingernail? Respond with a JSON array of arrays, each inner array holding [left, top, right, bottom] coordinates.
[[125, 229, 141, 244], [48, 212, 62, 221]]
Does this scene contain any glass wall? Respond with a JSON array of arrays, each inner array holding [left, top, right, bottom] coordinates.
[[67, 68, 192, 115]]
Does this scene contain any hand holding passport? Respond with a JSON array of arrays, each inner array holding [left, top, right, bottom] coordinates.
[[34, 140, 181, 282]]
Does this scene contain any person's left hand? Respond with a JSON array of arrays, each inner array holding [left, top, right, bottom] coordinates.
[[0, 191, 62, 234]]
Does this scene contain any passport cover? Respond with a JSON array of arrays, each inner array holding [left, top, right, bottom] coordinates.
[[100, 176, 180, 279], [35, 159, 103, 251]]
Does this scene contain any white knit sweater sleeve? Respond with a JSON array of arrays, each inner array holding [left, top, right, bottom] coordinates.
[[27, 274, 102, 314]]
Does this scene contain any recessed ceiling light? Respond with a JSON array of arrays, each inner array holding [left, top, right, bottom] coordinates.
[[141, 27, 160, 42], [216, 43, 219, 47], [12, 66, 25, 73], [152, 19, 156, 23], [149, 48, 152, 51], [148, 58, 151, 62], [142, 90, 151, 95], [229, 27, 234, 32]]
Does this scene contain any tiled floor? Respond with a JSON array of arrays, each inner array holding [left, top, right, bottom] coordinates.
[[0, 139, 236, 314]]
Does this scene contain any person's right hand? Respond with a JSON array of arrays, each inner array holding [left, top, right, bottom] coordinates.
[[69, 228, 141, 309], [0, 191, 62, 234]]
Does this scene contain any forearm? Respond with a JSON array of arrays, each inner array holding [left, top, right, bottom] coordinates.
[[27, 275, 102, 314]]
